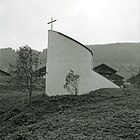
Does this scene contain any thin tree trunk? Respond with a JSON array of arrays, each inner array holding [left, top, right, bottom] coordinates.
[[29, 89, 34, 121], [29, 90, 32, 104]]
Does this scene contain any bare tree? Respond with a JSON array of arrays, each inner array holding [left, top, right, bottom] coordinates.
[[64, 70, 80, 95], [10, 45, 40, 103]]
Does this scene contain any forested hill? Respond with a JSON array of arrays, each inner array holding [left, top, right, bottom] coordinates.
[[0, 48, 17, 71], [87, 42, 140, 78], [0, 48, 47, 71], [0, 43, 140, 78], [87, 43, 140, 64]]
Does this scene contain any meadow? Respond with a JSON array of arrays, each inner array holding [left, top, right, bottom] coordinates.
[[0, 87, 140, 140]]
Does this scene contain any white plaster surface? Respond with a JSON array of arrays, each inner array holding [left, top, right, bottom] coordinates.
[[46, 30, 119, 96]]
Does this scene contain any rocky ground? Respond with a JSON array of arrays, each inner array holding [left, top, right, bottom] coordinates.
[[0, 88, 140, 140]]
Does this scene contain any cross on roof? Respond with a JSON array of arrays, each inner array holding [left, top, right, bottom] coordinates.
[[47, 17, 57, 30]]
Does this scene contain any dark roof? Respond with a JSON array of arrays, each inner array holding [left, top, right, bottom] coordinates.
[[36, 66, 46, 72], [49, 30, 94, 57], [94, 63, 117, 74], [35, 66, 47, 77], [0, 69, 12, 76], [127, 74, 140, 84], [109, 73, 124, 80]]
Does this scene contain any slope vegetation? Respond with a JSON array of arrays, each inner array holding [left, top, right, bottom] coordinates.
[[0, 88, 140, 140]]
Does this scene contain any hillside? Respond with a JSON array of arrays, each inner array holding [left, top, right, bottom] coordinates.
[[0, 88, 140, 139], [87, 42, 140, 78], [0, 48, 47, 71], [0, 48, 17, 71], [87, 43, 140, 64], [38, 48, 47, 67], [0, 43, 140, 78]]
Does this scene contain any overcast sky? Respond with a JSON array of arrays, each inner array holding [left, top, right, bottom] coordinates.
[[0, 0, 140, 51]]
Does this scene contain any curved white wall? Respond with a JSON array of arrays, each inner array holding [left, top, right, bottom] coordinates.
[[46, 30, 119, 96]]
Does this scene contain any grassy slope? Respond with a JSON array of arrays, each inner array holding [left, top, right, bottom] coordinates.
[[0, 88, 140, 140]]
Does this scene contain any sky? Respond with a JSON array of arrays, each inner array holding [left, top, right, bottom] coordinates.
[[0, 0, 140, 51]]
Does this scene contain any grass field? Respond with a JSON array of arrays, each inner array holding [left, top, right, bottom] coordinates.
[[0, 87, 140, 140]]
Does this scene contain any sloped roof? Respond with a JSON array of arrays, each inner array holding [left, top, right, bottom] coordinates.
[[109, 73, 124, 80], [94, 63, 117, 74], [127, 74, 140, 84], [34, 66, 47, 77], [0, 69, 12, 76], [36, 66, 46, 73]]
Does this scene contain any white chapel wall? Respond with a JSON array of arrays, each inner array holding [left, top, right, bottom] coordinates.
[[46, 30, 119, 96]]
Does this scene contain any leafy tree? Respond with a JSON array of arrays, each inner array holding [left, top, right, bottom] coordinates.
[[10, 45, 40, 103], [64, 70, 80, 95]]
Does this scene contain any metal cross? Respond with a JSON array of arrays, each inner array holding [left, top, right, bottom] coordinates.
[[47, 17, 57, 30]]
